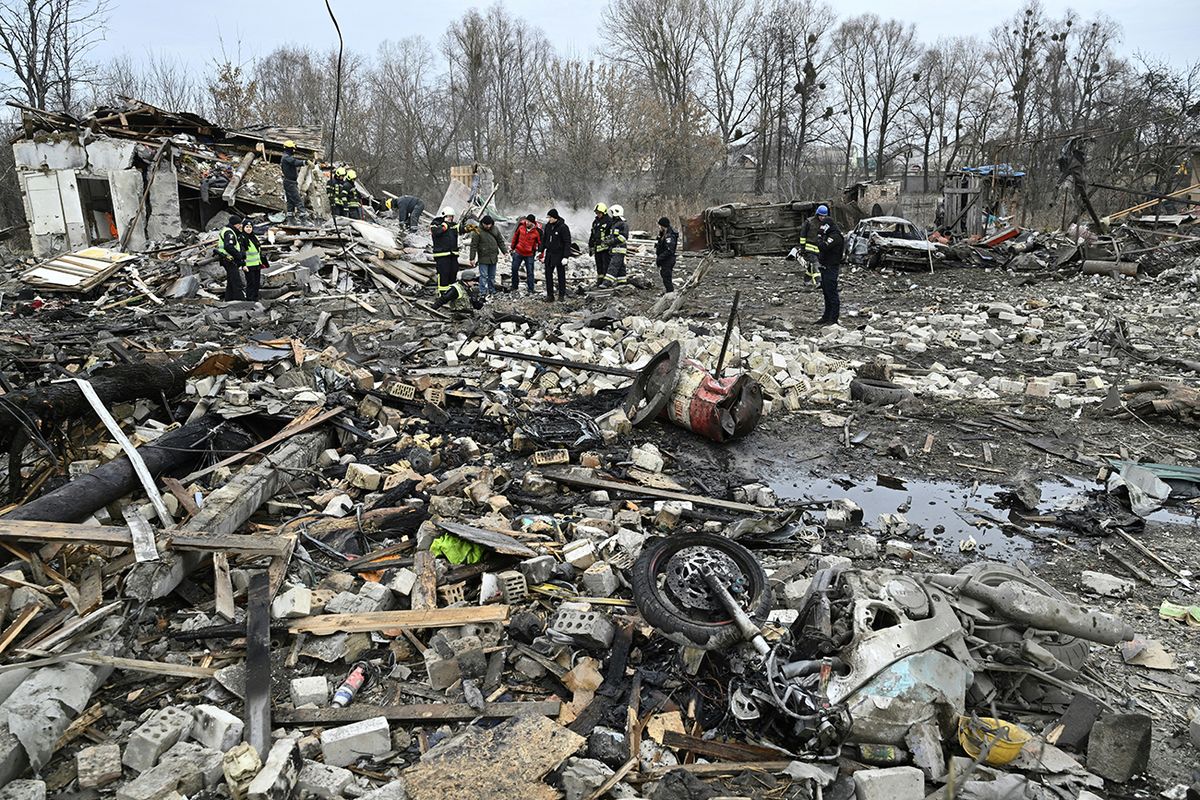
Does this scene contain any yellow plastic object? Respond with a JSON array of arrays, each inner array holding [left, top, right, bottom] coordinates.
[[957, 715, 1032, 766]]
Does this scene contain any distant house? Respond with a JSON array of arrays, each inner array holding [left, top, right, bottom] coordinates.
[[10, 98, 323, 257]]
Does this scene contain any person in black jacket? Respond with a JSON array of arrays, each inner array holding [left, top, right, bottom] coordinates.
[[655, 216, 678, 292], [588, 203, 611, 285], [538, 208, 572, 302], [810, 205, 844, 325], [215, 215, 246, 301], [430, 206, 462, 305], [280, 140, 305, 221]]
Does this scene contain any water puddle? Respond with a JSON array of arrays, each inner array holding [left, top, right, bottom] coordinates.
[[768, 472, 1199, 561]]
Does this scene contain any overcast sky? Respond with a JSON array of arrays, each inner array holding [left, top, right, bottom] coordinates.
[[95, 0, 1192, 71]]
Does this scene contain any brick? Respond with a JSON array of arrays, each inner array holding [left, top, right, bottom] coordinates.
[[271, 585, 312, 619], [629, 443, 664, 473], [247, 738, 301, 800], [562, 539, 596, 570], [291, 676, 330, 708], [853, 765, 924, 800], [77, 744, 123, 788], [581, 563, 619, 597], [190, 704, 244, 751], [297, 759, 354, 799], [319, 717, 392, 767], [122, 706, 195, 772]]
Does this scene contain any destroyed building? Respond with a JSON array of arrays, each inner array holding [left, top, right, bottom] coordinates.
[[10, 99, 326, 258]]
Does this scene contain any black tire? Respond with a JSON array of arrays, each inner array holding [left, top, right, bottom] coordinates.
[[631, 533, 772, 650], [850, 378, 912, 405]]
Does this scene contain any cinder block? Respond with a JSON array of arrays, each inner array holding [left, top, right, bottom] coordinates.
[[519, 555, 557, 585], [247, 739, 301, 800], [290, 676, 330, 708], [386, 567, 417, 596], [190, 704, 244, 752], [297, 759, 354, 799], [77, 744, 123, 788], [116, 742, 223, 800], [346, 463, 382, 491], [853, 765, 924, 800], [271, 585, 312, 619], [357, 581, 394, 611], [319, 717, 392, 768], [550, 608, 615, 649], [562, 539, 597, 570], [581, 563, 619, 597], [122, 706, 195, 773]]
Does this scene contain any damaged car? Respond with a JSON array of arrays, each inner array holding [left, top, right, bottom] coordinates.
[[846, 215, 944, 270]]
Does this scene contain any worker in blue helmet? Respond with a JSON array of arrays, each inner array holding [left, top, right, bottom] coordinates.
[[802, 204, 843, 325]]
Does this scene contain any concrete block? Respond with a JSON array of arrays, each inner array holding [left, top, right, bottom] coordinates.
[[982, 329, 1004, 347], [519, 555, 557, 584], [1084, 376, 1107, 390], [190, 704, 244, 751], [423, 636, 485, 690], [385, 567, 417, 596], [550, 608, 615, 649], [291, 676, 330, 708], [325, 591, 374, 615], [853, 765, 924, 800], [845, 534, 879, 557], [223, 743, 262, 800], [77, 744, 123, 788], [297, 759, 354, 799], [356, 780, 407, 800], [319, 716, 392, 767], [358, 580, 394, 611], [318, 448, 341, 467], [271, 584, 312, 619], [1080, 570, 1134, 599], [885, 540, 915, 560], [563, 539, 597, 570], [596, 408, 632, 436], [346, 463, 382, 491], [117, 742, 223, 800], [581, 562, 619, 597], [247, 738, 301, 800], [496, 570, 528, 603], [123, 706, 195, 772], [0, 781, 45, 800], [630, 443, 664, 473], [1086, 713, 1151, 782]]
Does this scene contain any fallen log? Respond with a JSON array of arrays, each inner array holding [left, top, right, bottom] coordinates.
[[4, 415, 228, 523]]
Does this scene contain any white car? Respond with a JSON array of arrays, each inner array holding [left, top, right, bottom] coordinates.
[[845, 216, 943, 270]]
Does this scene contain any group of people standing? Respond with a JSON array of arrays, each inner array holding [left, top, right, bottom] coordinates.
[[326, 166, 364, 219], [215, 216, 269, 302]]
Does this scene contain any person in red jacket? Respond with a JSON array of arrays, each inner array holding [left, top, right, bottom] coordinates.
[[509, 214, 541, 294]]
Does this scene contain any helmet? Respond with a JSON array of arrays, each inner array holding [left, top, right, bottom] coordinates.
[[610, 204, 624, 218], [440, 206, 456, 217], [283, 139, 296, 149], [594, 203, 608, 214], [346, 169, 357, 180], [334, 167, 346, 177], [816, 204, 829, 216]]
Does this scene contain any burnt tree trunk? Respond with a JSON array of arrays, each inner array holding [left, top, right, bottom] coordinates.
[[5, 415, 226, 523]]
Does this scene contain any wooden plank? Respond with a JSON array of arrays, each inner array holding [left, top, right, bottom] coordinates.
[[0, 604, 39, 655], [0, 651, 216, 678], [276, 700, 561, 725], [542, 470, 765, 514], [78, 562, 103, 615], [245, 571, 271, 758], [181, 405, 344, 483], [288, 606, 509, 636], [161, 476, 200, 517], [433, 520, 536, 557], [0, 519, 290, 557], [643, 761, 795, 779], [54, 702, 104, 751], [410, 549, 438, 610], [661, 730, 789, 762]]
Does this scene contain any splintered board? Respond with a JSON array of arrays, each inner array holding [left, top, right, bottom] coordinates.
[[21, 247, 136, 292]]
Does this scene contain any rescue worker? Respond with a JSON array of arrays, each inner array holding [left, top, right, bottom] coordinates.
[[538, 208, 572, 302], [215, 214, 246, 301], [797, 206, 824, 287], [810, 205, 844, 326], [389, 195, 425, 231], [655, 216, 679, 293], [588, 203, 611, 285], [328, 167, 348, 217], [602, 204, 629, 286], [344, 169, 363, 220], [430, 206, 466, 309], [280, 140, 305, 221], [236, 217, 269, 302]]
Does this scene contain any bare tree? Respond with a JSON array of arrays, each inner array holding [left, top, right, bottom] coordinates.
[[0, 0, 108, 111], [991, 1, 1046, 144], [695, 0, 760, 144]]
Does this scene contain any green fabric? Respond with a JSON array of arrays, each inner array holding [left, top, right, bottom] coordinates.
[[430, 533, 483, 565]]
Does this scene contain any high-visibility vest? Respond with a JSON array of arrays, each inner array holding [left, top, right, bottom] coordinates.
[[244, 239, 262, 268], [215, 227, 237, 258]]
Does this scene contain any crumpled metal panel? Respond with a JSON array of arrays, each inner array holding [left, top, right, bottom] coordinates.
[[842, 650, 972, 745]]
